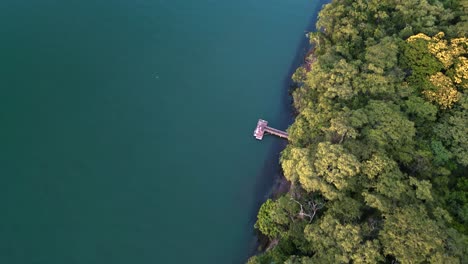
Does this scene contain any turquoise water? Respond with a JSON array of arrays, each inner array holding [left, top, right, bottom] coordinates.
[[0, 0, 325, 263]]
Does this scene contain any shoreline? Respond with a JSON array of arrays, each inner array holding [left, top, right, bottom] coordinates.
[[248, 49, 316, 254], [244, 1, 327, 260]]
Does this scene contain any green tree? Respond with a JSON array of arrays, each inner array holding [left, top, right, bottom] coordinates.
[[255, 199, 290, 238], [281, 146, 312, 183], [299, 142, 360, 200], [304, 213, 384, 263], [400, 38, 443, 89], [364, 36, 399, 72], [434, 105, 468, 166], [362, 100, 416, 162], [380, 206, 447, 263]]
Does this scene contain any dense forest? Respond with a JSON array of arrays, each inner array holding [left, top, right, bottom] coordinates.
[[248, 0, 467, 263]]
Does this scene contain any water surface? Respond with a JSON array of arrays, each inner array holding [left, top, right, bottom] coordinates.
[[0, 0, 325, 263]]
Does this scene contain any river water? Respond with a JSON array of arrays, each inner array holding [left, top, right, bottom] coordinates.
[[0, 0, 325, 263]]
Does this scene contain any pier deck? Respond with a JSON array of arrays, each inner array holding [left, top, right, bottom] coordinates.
[[253, 119, 288, 140]]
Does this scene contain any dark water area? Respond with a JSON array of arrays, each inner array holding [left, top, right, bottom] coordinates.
[[0, 0, 327, 263], [247, 1, 328, 257]]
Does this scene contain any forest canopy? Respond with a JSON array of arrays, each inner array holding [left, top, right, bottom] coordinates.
[[249, 0, 468, 263]]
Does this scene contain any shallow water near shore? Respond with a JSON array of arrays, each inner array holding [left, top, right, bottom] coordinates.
[[0, 0, 326, 263]]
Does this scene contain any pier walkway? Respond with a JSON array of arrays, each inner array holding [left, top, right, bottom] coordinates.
[[253, 119, 288, 140]]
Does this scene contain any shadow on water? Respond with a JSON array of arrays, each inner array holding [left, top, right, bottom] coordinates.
[[242, 1, 328, 261]]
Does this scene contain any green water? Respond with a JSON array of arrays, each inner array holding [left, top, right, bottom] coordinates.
[[0, 0, 325, 263]]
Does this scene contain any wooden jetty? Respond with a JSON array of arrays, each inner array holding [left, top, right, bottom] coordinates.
[[253, 119, 288, 140]]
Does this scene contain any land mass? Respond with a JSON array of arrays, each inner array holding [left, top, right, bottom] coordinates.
[[248, 0, 468, 263]]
